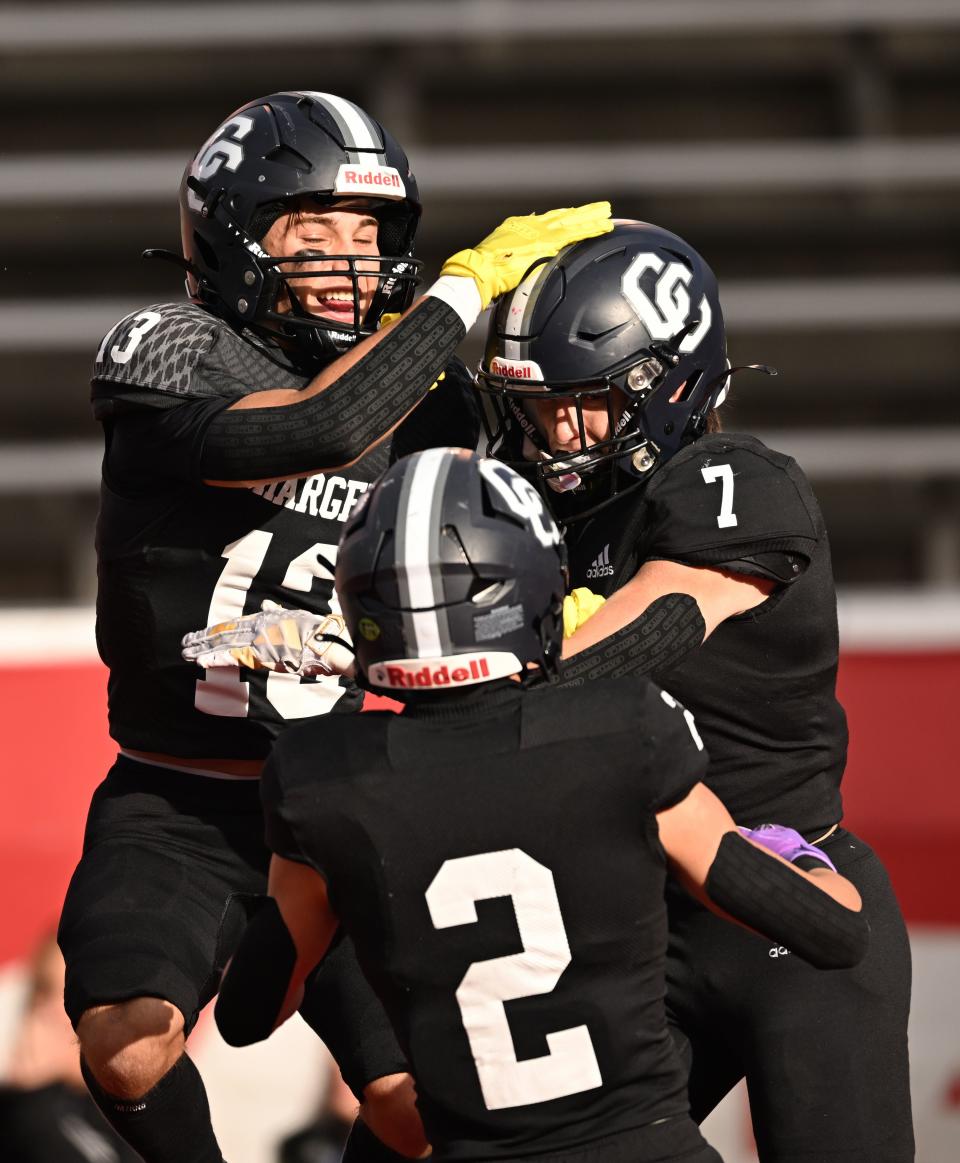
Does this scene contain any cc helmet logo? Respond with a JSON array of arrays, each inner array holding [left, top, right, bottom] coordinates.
[[478, 461, 561, 549], [186, 115, 255, 210], [620, 252, 712, 353]]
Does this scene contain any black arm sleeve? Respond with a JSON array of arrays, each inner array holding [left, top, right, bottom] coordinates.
[[705, 832, 870, 970], [556, 593, 706, 687], [199, 297, 465, 481], [214, 898, 299, 1047]]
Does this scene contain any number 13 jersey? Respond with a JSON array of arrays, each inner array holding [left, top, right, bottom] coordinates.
[[91, 301, 479, 759]]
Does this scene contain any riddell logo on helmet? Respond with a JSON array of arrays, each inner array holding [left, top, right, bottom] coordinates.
[[334, 164, 404, 198], [372, 658, 491, 689], [490, 357, 544, 381]]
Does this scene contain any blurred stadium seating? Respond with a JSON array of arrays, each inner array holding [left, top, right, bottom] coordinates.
[[2, 0, 960, 598], [1, 2, 958, 1160]]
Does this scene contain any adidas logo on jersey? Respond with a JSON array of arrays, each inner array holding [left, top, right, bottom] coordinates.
[[586, 544, 614, 579]]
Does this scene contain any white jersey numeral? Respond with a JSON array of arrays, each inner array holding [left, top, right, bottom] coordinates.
[[266, 542, 342, 719], [700, 463, 738, 528], [659, 689, 704, 751], [194, 530, 345, 720], [425, 849, 602, 1111], [98, 310, 163, 365]]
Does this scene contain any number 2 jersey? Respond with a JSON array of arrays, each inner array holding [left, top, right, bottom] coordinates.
[[91, 301, 480, 759], [262, 677, 708, 1159], [560, 432, 848, 835]]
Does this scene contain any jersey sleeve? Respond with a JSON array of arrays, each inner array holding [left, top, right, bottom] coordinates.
[[90, 302, 242, 417], [641, 684, 709, 812], [260, 739, 323, 873], [103, 395, 235, 486], [260, 721, 360, 880], [640, 438, 818, 578], [389, 356, 481, 461]]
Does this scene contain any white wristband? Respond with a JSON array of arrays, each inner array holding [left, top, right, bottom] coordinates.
[[424, 275, 483, 332]]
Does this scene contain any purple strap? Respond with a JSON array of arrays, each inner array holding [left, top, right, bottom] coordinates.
[[737, 823, 837, 872]]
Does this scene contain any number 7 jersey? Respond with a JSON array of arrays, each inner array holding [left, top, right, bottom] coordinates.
[[562, 431, 848, 833]]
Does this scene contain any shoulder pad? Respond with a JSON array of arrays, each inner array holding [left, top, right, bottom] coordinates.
[[91, 302, 224, 400], [720, 550, 810, 585], [642, 432, 818, 567], [663, 432, 798, 479]]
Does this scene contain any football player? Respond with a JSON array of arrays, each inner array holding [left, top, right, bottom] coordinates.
[[475, 222, 914, 1161], [214, 448, 868, 1163], [55, 90, 613, 1163]]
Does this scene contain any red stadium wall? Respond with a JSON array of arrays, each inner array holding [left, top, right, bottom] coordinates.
[[835, 652, 959, 926], [0, 652, 957, 965]]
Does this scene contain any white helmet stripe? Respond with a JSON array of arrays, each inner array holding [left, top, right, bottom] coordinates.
[[502, 251, 567, 361], [295, 91, 383, 160], [396, 447, 453, 658]]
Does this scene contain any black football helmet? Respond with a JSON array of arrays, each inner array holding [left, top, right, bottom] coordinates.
[[175, 91, 422, 359], [336, 448, 568, 693], [477, 221, 770, 505]]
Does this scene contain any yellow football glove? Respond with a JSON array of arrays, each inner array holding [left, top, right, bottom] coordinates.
[[562, 587, 607, 639], [440, 202, 613, 310]]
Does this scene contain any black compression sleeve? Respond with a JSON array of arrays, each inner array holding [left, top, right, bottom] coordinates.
[[556, 593, 705, 687], [199, 297, 465, 481], [705, 833, 870, 970], [214, 897, 298, 1047]]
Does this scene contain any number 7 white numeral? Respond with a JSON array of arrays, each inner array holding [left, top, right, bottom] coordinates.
[[700, 463, 738, 528]]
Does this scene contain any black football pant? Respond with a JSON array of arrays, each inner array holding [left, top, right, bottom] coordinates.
[[665, 828, 914, 1162], [57, 754, 408, 1098]]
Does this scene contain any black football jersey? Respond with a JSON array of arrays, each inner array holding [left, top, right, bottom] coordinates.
[[91, 302, 479, 758], [561, 433, 847, 834], [262, 678, 707, 1159]]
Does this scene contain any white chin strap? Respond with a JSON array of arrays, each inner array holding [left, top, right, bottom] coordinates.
[[714, 359, 732, 408]]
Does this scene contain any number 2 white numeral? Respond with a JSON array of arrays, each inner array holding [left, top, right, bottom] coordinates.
[[701, 463, 737, 528], [426, 849, 602, 1111]]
